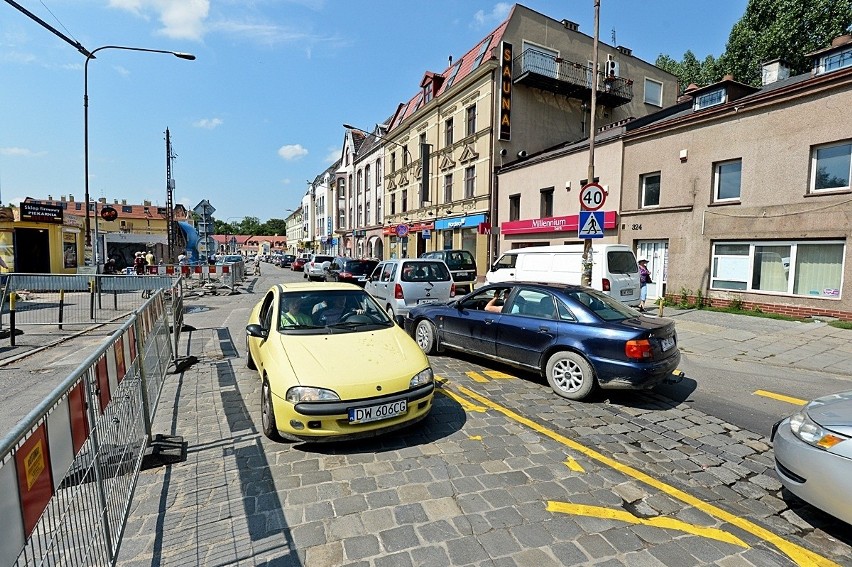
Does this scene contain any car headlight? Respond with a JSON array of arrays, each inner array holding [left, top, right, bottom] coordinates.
[[789, 411, 848, 449], [410, 368, 434, 388], [286, 386, 340, 403]]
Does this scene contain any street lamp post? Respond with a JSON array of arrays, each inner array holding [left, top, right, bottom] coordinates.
[[84, 45, 195, 267]]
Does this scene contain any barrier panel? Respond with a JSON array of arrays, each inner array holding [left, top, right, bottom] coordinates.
[[0, 274, 176, 329], [0, 290, 175, 566]]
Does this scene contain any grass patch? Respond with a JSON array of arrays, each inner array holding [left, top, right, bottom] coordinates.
[[828, 320, 852, 330], [695, 305, 810, 322]]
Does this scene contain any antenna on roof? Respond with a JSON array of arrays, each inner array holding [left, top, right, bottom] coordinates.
[[611, 27, 616, 45], [449, 55, 453, 67]]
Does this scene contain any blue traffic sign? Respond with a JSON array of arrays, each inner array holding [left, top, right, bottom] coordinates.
[[578, 211, 605, 239]]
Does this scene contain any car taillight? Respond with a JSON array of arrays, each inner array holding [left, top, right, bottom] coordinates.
[[394, 283, 404, 299], [450, 283, 456, 297], [340, 272, 352, 278], [625, 339, 653, 360], [601, 278, 611, 291]]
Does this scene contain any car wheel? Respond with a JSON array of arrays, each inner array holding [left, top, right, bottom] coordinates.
[[261, 379, 283, 441], [545, 351, 596, 401], [245, 336, 257, 370], [415, 320, 437, 354]]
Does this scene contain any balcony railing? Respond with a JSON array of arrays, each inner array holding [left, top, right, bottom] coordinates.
[[513, 49, 633, 107]]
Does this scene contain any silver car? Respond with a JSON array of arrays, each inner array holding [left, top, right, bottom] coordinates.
[[304, 254, 334, 281], [365, 258, 455, 324], [772, 390, 852, 525]]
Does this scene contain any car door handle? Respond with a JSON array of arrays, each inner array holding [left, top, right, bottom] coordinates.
[[539, 326, 551, 333]]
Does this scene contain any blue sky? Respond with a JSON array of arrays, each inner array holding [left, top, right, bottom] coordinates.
[[1, 0, 748, 222]]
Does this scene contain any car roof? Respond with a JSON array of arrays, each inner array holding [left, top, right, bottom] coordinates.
[[274, 282, 365, 293], [495, 281, 587, 292]]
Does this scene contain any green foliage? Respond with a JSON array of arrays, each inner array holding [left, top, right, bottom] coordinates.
[[721, 0, 852, 86], [656, 0, 852, 89], [695, 289, 705, 309], [678, 287, 692, 308], [728, 296, 744, 311], [829, 320, 852, 330]]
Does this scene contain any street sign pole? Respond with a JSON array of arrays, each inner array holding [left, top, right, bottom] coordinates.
[[582, 0, 601, 288]]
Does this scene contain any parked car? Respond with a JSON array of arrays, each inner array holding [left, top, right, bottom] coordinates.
[[404, 282, 680, 401], [291, 257, 306, 272], [305, 254, 335, 281], [771, 391, 852, 525], [217, 254, 245, 265], [420, 249, 478, 294], [245, 282, 435, 441], [365, 258, 455, 325], [277, 254, 296, 268], [325, 258, 379, 287]]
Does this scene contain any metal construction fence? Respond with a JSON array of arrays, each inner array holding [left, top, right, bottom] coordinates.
[[142, 261, 244, 289], [0, 289, 176, 566], [0, 274, 176, 329]]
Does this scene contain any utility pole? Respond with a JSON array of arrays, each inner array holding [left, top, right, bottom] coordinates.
[[166, 128, 176, 263], [582, 0, 601, 287]]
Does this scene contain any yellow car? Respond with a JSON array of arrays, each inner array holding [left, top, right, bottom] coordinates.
[[245, 282, 434, 441]]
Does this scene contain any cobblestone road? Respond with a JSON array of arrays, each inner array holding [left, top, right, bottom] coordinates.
[[115, 274, 852, 567]]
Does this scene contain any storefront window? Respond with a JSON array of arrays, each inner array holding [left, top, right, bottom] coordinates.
[[442, 230, 453, 250], [461, 228, 476, 255]]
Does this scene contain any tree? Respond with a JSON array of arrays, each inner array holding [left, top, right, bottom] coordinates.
[[239, 216, 262, 235], [656, 0, 851, 90], [721, 0, 852, 86], [261, 218, 288, 236]]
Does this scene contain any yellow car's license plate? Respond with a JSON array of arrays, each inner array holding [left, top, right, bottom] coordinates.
[[348, 400, 407, 424]]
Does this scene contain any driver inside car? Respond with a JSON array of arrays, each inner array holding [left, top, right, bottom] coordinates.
[[313, 294, 363, 325]]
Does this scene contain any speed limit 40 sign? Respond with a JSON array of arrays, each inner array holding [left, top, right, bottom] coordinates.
[[579, 182, 606, 211]]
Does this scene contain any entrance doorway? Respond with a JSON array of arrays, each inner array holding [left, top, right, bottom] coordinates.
[[15, 228, 51, 273], [635, 240, 668, 301]]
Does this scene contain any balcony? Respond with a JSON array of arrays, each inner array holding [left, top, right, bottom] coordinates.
[[513, 49, 633, 107]]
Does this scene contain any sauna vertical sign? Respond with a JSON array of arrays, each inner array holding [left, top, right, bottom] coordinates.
[[499, 41, 512, 141]]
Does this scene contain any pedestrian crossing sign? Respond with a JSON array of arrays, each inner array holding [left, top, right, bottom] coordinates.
[[578, 211, 604, 238]]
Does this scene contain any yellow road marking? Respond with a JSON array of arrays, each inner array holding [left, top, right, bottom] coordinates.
[[465, 371, 490, 383], [754, 390, 806, 406], [547, 502, 748, 548], [483, 370, 514, 379], [468, 435, 482, 441], [564, 457, 585, 473], [451, 383, 838, 567], [436, 389, 487, 413]]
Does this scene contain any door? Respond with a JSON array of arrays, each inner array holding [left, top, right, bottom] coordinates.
[[365, 262, 394, 306], [15, 228, 50, 273], [495, 288, 560, 369], [440, 289, 500, 356], [635, 240, 669, 300]]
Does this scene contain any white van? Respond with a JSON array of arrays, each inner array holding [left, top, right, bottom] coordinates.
[[485, 244, 641, 305]]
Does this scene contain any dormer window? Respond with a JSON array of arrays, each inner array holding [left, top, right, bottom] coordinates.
[[818, 46, 852, 74], [693, 87, 726, 111]]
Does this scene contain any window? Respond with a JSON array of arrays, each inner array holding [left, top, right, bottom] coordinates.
[[539, 187, 554, 218], [442, 230, 453, 250], [365, 202, 371, 225], [402, 146, 409, 166], [375, 158, 382, 184], [391, 152, 397, 172], [390, 195, 396, 215], [464, 166, 475, 199], [711, 241, 843, 298], [714, 160, 742, 201], [445, 118, 454, 146], [401, 189, 408, 213], [811, 141, 851, 192], [694, 87, 726, 111], [472, 35, 493, 68], [365, 165, 371, 191], [444, 174, 453, 203], [357, 170, 363, 197], [466, 105, 476, 136], [644, 78, 663, 107], [509, 194, 520, 221], [641, 173, 661, 208], [376, 194, 382, 220], [817, 47, 852, 74], [445, 62, 462, 88], [122, 205, 133, 213]]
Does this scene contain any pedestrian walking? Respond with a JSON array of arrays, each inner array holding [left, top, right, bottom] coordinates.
[[145, 250, 155, 268], [638, 258, 652, 312], [133, 252, 147, 275]]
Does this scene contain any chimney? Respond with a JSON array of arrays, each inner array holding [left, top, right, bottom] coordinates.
[[98, 197, 106, 203], [48, 194, 53, 201], [114, 199, 118, 204], [122, 199, 127, 205], [143, 200, 151, 206], [60, 195, 66, 202], [761, 58, 790, 85], [561, 19, 579, 32], [615, 45, 632, 57], [69, 194, 74, 202]]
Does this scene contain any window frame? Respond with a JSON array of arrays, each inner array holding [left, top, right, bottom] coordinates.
[[713, 159, 742, 203], [509, 194, 520, 222], [810, 140, 852, 193], [464, 166, 475, 199], [539, 187, 554, 218], [445, 118, 454, 147], [640, 172, 661, 208], [443, 173, 453, 203], [644, 78, 663, 107], [466, 104, 477, 137], [710, 240, 845, 298]]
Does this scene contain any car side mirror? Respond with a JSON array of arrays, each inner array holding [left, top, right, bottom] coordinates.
[[246, 324, 268, 339]]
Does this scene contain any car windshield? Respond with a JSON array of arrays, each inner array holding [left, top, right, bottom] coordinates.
[[278, 289, 393, 333], [221, 255, 243, 263], [400, 261, 451, 282], [607, 250, 639, 274], [566, 289, 639, 321]]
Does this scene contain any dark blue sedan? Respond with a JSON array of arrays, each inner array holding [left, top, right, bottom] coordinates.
[[404, 282, 680, 401]]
